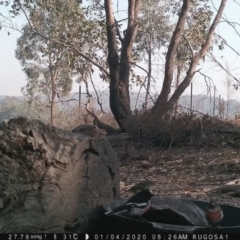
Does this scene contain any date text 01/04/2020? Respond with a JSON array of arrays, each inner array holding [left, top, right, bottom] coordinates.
[[92, 233, 229, 240]]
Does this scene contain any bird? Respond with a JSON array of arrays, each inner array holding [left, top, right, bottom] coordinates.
[[123, 180, 155, 194], [105, 189, 153, 218], [127, 201, 151, 217], [205, 200, 223, 227]]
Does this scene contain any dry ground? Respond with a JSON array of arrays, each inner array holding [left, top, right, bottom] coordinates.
[[114, 143, 240, 207]]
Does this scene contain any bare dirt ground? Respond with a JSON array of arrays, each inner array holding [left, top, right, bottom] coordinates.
[[114, 143, 240, 207]]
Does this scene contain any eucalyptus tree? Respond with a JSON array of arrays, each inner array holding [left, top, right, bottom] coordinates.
[[1, 0, 228, 131], [16, 24, 73, 126], [104, 0, 227, 129], [14, 0, 105, 126], [151, 0, 227, 114]]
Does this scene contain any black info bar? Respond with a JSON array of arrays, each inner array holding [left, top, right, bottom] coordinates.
[[3, 233, 238, 240]]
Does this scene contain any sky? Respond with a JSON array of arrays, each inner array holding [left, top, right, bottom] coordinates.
[[0, 0, 240, 105]]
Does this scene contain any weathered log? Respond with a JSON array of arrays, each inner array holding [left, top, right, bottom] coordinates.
[[0, 117, 119, 233]]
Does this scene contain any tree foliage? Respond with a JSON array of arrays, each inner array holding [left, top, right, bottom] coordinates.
[[14, 0, 107, 125], [16, 25, 73, 99]]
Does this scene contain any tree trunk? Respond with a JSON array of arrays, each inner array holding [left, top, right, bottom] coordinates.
[[145, 35, 152, 110], [105, 0, 141, 131], [50, 75, 57, 126], [49, 54, 58, 127], [0, 117, 120, 233], [108, 58, 131, 132], [174, 65, 182, 116]]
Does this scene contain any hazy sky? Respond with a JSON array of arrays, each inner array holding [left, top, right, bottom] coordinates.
[[0, 0, 240, 103]]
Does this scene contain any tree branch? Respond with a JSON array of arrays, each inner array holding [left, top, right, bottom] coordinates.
[[125, 0, 141, 46], [195, 0, 227, 61], [104, 0, 119, 65], [215, 33, 240, 59], [208, 52, 240, 84]]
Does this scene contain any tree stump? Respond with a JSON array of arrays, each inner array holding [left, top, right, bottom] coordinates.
[[0, 117, 119, 233]]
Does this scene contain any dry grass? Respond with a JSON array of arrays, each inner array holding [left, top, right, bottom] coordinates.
[[125, 111, 240, 149]]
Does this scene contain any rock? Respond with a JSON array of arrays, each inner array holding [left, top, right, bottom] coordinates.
[[0, 117, 119, 233]]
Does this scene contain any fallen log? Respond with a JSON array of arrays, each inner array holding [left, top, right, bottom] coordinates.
[[0, 117, 119, 233]]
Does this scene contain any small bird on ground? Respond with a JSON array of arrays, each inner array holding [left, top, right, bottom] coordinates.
[[123, 180, 155, 194], [205, 200, 223, 227], [105, 189, 153, 218]]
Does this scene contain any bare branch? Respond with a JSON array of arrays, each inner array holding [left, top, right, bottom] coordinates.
[[215, 33, 240, 58], [220, 18, 240, 40], [233, 0, 240, 6], [0, 12, 24, 34], [198, 70, 214, 96], [208, 53, 240, 84]]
